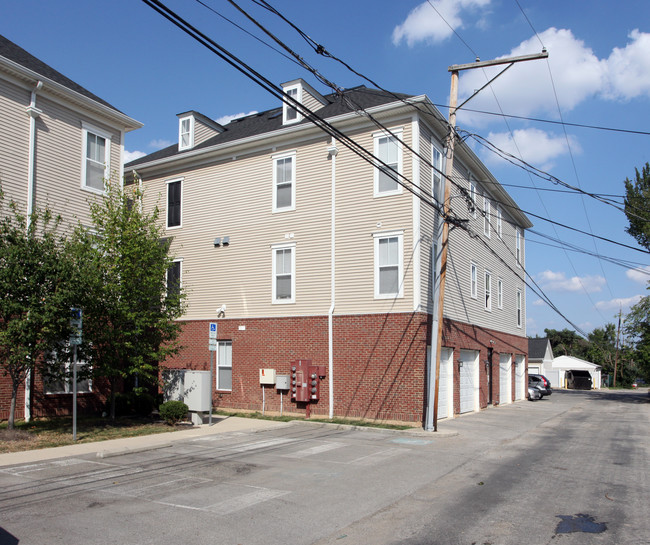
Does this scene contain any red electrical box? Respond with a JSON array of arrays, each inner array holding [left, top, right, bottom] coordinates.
[[291, 360, 326, 402]]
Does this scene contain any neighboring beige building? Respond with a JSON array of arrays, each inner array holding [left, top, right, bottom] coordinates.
[[127, 79, 532, 426], [0, 35, 142, 421]]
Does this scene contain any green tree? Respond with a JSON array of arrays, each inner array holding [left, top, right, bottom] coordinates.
[[544, 328, 588, 358], [624, 294, 650, 382], [584, 323, 617, 374], [71, 179, 185, 419], [0, 193, 75, 429], [624, 162, 650, 251]]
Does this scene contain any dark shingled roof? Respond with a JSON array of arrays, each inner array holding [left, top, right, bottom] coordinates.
[[126, 86, 414, 168], [528, 338, 550, 360], [0, 34, 122, 114]]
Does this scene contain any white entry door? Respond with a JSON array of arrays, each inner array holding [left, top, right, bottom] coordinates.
[[499, 354, 512, 405], [459, 349, 478, 413]]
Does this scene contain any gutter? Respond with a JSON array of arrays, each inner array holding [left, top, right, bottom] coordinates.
[[25, 80, 42, 230]]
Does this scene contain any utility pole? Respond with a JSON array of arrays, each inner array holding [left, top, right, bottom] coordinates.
[[613, 308, 622, 387], [430, 50, 548, 432]]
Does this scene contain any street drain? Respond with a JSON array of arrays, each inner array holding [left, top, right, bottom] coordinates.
[[555, 514, 607, 534]]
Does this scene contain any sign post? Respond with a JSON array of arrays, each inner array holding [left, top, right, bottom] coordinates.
[[208, 322, 217, 425], [70, 308, 82, 441]]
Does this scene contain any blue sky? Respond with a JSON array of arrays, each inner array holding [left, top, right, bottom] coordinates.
[[3, 0, 649, 338]]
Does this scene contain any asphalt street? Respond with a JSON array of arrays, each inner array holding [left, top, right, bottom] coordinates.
[[0, 389, 647, 545]]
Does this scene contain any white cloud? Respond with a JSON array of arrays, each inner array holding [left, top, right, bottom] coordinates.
[[483, 128, 580, 169], [457, 28, 650, 127], [123, 150, 146, 164], [595, 295, 643, 312], [536, 270, 605, 293], [215, 111, 257, 126], [626, 265, 650, 284], [392, 0, 491, 47], [532, 298, 546, 307], [150, 139, 173, 149], [602, 30, 650, 100]]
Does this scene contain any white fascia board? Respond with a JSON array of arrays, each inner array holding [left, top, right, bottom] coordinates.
[[0, 57, 143, 132]]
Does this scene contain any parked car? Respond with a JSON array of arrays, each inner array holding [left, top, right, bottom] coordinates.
[[529, 374, 553, 397], [527, 385, 542, 401], [566, 370, 592, 390]]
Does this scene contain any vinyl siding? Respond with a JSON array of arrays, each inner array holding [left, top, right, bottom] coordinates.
[[143, 119, 416, 320], [194, 119, 216, 147], [0, 76, 30, 213], [442, 158, 526, 336], [1, 74, 124, 230]]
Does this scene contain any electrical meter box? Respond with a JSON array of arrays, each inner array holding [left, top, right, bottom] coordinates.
[[290, 360, 326, 402], [183, 371, 212, 411], [276, 374, 290, 390], [259, 368, 276, 385]]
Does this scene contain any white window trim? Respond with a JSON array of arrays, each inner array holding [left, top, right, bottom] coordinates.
[[483, 195, 491, 238], [272, 242, 296, 304], [178, 115, 194, 151], [469, 177, 477, 218], [470, 262, 478, 299], [516, 288, 523, 328], [498, 278, 504, 309], [373, 230, 404, 299], [516, 227, 522, 266], [166, 258, 183, 296], [373, 129, 403, 198], [431, 140, 444, 202], [216, 340, 233, 391], [485, 270, 492, 311], [81, 122, 111, 194], [496, 206, 503, 239], [282, 84, 302, 125], [166, 177, 183, 229], [272, 151, 296, 213]]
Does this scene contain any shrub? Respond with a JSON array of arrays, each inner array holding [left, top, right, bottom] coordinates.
[[159, 400, 188, 425]]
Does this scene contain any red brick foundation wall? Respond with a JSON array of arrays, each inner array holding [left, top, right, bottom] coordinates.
[[161, 313, 528, 423]]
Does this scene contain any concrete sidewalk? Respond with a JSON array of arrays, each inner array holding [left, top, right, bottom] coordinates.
[[0, 416, 292, 467]]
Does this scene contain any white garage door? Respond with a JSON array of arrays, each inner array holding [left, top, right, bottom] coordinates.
[[499, 354, 512, 405], [437, 348, 453, 419], [459, 350, 478, 414], [515, 355, 525, 400]]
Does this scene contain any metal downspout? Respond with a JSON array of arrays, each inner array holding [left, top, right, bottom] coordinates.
[[24, 81, 43, 422], [327, 140, 338, 419]]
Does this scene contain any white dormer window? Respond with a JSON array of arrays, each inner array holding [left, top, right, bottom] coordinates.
[[178, 115, 194, 150], [282, 84, 301, 124]]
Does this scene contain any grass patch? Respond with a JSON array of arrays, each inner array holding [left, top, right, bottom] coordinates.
[[0, 416, 178, 454], [215, 409, 413, 430]]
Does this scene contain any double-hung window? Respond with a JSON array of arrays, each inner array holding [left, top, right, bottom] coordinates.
[[470, 262, 478, 299], [283, 85, 300, 124], [167, 178, 182, 228], [496, 206, 503, 238], [483, 195, 491, 237], [273, 152, 296, 212], [272, 243, 295, 303], [515, 228, 522, 266], [468, 176, 477, 218], [485, 270, 492, 311], [432, 142, 443, 202], [178, 116, 194, 150], [516, 289, 523, 328], [82, 123, 111, 192], [216, 340, 232, 391], [374, 130, 402, 196], [167, 259, 182, 299], [498, 278, 504, 309], [374, 231, 403, 298]]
